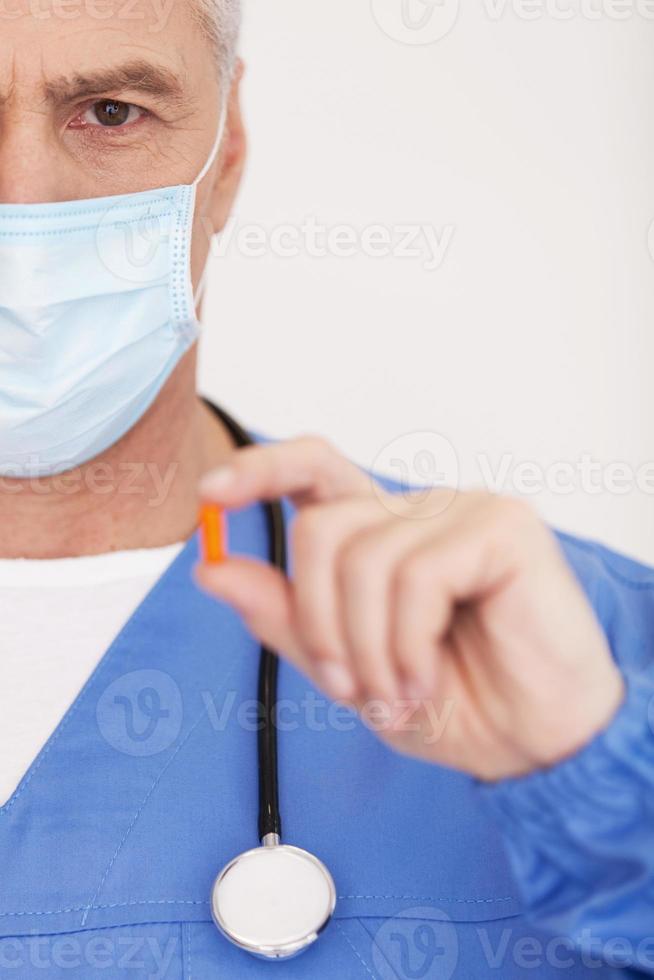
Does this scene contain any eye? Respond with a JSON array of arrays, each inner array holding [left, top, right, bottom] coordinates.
[[76, 99, 145, 129]]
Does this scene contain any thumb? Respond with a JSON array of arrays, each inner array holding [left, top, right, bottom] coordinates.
[[194, 557, 310, 676]]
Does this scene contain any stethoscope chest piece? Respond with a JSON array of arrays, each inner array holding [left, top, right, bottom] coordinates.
[[211, 838, 337, 960], [205, 406, 337, 961]]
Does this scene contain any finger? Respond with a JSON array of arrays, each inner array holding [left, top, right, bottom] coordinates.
[[334, 514, 426, 704], [332, 495, 479, 703], [199, 435, 374, 510], [333, 490, 514, 702], [194, 557, 313, 679], [290, 497, 391, 700], [391, 497, 539, 692]]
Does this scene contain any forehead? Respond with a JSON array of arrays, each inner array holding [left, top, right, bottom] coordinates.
[[0, 0, 213, 91]]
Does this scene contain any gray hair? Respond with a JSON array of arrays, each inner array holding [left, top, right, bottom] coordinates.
[[193, 0, 242, 84]]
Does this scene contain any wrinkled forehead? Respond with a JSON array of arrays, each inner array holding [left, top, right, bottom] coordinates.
[[0, 0, 216, 98]]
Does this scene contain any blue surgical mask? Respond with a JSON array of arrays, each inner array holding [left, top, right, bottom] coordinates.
[[0, 106, 227, 479]]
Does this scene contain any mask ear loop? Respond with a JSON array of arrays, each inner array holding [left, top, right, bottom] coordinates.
[[193, 101, 230, 308], [194, 101, 229, 189], [194, 263, 212, 308]]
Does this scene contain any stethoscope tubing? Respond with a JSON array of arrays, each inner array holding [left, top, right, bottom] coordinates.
[[203, 400, 284, 842]]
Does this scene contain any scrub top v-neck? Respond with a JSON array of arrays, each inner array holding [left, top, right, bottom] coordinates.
[[0, 494, 629, 978]]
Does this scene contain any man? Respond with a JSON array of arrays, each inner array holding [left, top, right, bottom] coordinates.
[[0, 1, 651, 976]]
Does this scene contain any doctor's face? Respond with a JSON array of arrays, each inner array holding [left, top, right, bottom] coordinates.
[[0, 0, 245, 278]]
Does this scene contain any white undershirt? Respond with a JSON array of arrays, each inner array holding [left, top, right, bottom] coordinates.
[[0, 543, 184, 805]]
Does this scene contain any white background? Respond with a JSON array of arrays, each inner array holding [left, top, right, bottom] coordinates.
[[199, 0, 654, 565]]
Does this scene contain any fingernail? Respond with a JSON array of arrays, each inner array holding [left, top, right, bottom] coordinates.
[[319, 662, 357, 701], [200, 466, 235, 497]]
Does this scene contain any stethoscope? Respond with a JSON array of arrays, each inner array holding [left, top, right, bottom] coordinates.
[[204, 401, 337, 960]]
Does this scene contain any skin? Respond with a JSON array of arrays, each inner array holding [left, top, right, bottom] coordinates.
[[1, 0, 625, 779], [0, 0, 245, 557], [197, 440, 625, 780]]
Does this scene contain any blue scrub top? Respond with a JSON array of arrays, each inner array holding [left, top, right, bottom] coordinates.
[[0, 459, 651, 978]]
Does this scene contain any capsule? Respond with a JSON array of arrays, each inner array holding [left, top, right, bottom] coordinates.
[[199, 503, 228, 564]]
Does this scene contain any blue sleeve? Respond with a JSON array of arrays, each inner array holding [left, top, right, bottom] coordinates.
[[479, 533, 654, 974]]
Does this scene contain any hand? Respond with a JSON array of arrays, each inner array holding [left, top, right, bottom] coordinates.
[[196, 436, 625, 781]]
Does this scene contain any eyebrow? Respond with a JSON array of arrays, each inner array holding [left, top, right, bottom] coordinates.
[[43, 60, 188, 107]]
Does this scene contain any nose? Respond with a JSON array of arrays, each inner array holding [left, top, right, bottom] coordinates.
[[0, 118, 75, 205]]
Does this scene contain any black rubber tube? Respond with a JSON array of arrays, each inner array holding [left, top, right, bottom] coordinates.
[[203, 399, 285, 842]]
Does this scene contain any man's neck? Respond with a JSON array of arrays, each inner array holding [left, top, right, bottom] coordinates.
[[0, 358, 236, 560]]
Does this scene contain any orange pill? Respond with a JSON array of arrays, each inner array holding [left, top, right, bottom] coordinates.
[[199, 503, 228, 564]]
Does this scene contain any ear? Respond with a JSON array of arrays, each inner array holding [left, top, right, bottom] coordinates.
[[207, 58, 247, 234]]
